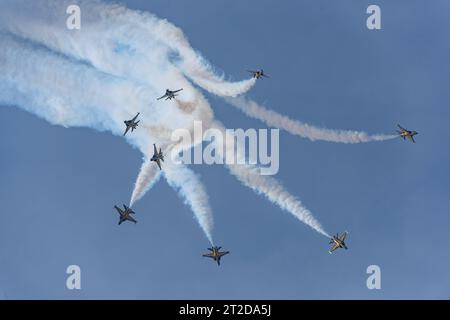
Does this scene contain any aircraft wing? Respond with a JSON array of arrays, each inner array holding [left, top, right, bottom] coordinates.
[[408, 135, 416, 143], [153, 144, 158, 156], [127, 216, 137, 224], [397, 124, 406, 131], [156, 159, 162, 170], [123, 126, 130, 136], [218, 251, 229, 257], [173, 89, 183, 93], [329, 243, 339, 253], [340, 232, 347, 241], [131, 113, 139, 121], [157, 94, 167, 100], [202, 253, 215, 258], [114, 206, 124, 215]]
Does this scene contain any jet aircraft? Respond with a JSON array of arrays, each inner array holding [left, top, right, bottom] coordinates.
[[397, 124, 418, 143], [329, 231, 348, 254], [123, 113, 140, 136], [151, 143, 164, 170], [247, 69, 269, 79], [114, 204, 137, 225], [157, 89, 183, 100], [202, 246, 230, 266]]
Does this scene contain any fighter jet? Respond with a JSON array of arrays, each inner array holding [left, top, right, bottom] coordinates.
[[123, 112, 140, 136], [397, 124, 418, 143], [114, 204, 137, 225], [328, 231, 348, 254], [157, 89, 183, 101], [247, 69, 269, 79], [202, 246, 230, 266], [150, 143, 164, 170]]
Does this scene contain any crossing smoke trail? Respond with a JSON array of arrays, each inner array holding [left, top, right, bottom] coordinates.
[[225, 97, 397, 143], [0, 0, 254, 244], [0, 0, 256, 98], [129, 93, 215, 208], [0, 0, 254, 234], [0, 0, 383, 241], [0, 39, 218, 245]]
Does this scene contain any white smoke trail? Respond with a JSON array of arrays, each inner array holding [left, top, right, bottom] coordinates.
[[0, 0, 256, 98], [226, 96, 397, 143], [0, 1, 228, 243], [228, 163, 330, 237], [129, 96, 214, 206], [130, 160, 162, 207], [164, 160, 214, 244], [0, 0, 254, 221], [110, 4, 258, 96], [0, 33, 140, 135], [0, 0, 332, 242], [212, 122, 330, 237]]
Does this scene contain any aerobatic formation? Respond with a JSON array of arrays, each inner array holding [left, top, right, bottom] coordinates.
[[0, 0, 418, 266]]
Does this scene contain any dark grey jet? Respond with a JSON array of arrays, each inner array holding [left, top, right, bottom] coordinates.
[[123, 113, 140, 136], [150, 143, 164, 170], [247, 69, 269, 79], [397, 124, 418, 143], [157, 89, 183, 101], [114, 204, 137, 225], [329, 231, 348, 254], [202, 246, 230, 266]]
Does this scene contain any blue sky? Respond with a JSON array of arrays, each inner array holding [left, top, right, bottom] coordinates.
[[1, 0, 450, 299]]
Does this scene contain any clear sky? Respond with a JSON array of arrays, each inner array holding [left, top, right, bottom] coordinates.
[[1, 0, 450, 299]]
